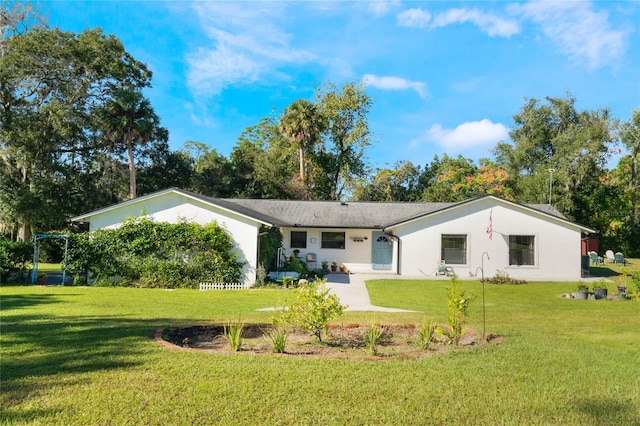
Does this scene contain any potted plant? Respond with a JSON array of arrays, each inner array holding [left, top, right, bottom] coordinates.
[[573, 284, 589, 300], [37, 273, 47, 285], [592, 284, 608, 300], [321, 260, 329, 271], [331, 261, 338, 272]]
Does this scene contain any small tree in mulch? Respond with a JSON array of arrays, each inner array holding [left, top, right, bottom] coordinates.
[[437, 276, 475, 345], [282, 279, 346, 342]]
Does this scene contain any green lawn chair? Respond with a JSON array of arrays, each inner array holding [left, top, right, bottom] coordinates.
[[589, 251, 603, 265], [614, 252, 626, 265]]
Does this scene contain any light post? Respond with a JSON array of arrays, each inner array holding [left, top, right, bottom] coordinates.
[[481, 251, 490, 342], [548, 168, 555, 205]]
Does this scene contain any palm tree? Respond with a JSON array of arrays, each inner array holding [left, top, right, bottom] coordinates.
[[279, 99, 325, 190], [100, 88, 167, 199]]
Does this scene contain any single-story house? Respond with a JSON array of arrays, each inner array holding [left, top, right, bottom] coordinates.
[[70, 187, 596, 284]]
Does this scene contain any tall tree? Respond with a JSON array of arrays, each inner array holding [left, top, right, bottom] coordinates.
[[99, 88, 167, 199], [279, 99, 324, 194], [232, 117, 298, 199], [618, 110, 640, 231], [351, 161, 421, 202], [493, 94, 614, 225], [0, 26, 152, 240], [137, 142, 194, 196], [418, 155, 477, 202], [313, 81, 372, 200]]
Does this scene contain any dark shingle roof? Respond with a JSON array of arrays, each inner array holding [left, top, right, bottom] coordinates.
[[72, 188, 577, 231], [220, 198, 450, 228], [188, 190, 568, 229]]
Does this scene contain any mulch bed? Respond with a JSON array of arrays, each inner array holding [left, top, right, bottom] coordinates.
[[158, 324, 502, 360]]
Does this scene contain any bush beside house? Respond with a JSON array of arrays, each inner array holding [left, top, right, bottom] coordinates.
[[65, 218, 244, 288]]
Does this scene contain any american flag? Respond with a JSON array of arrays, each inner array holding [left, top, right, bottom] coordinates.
[[487, 210, 493, 240]]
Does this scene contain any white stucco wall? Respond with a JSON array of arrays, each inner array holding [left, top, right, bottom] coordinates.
[[391, 198, 584, 281], [86, 192, 261, 285], [281, 227, 396, 273]]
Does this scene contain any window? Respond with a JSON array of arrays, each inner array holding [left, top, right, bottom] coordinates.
[[441, 235, 467, 264], [509, 235, 535, 266], [321, 232, 345, 249], [290, 231, 307, 248]]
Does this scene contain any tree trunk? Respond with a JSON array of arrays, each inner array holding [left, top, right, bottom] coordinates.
[[632, 149, 638, 230], [298, 145, 305, 186], [127, 140, 136, 199]]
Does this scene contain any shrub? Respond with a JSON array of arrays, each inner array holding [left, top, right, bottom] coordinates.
[[265, 325, 289, 354], [65, 218, 244, 288], [417, 319, 436, 350], [283, 257, 308, 274], [222, 320, 244, 352], [485, 270, 527, 285], [626, 270, 640, 301], [0, 239, 32, 281], [283, 279, 346, 342], [364, 323, 384, 356], [437, 277, 474, 345]]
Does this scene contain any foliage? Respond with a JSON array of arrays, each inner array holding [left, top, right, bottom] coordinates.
[[363, 323, 384, 356], [282, 257, 308, 275], [624, 270, 640, 301], [282, 279, 346, 342], [494, 94, 614, 224], [485, 271, 527, 285], [97, 87, 168, 200], [352, 161, 421, 201], [65, 218, 244, 288], [310, 81, 373, 200], [417, 319, 436, 350], [222, 320, 244, 352], [0, 238, 31, 279], [230, 119, 299, 199], [258, 226, 283, 271], [0, 23, 154, 241], [265, 325, 289, 354], [437, 277, 475, 345], [279, 98, 325, 191]]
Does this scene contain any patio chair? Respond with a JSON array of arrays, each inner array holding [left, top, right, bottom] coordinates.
[[589, 251, 603, 265], [305, 253, 317, 269], [605, 250, 615, 264], [614, 252, 626, 265]]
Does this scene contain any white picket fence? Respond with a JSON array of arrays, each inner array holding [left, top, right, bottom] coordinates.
[[199, 282, 249, 290]]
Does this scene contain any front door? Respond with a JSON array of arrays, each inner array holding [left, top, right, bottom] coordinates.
[[372, 232, 392, 270]]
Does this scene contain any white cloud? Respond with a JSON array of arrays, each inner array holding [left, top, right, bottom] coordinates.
[[512, 1, 628, 69], [368, 0, 401, 18], [397, 8, 432, 28], [186, 3, 314, 96], [398, 6, 518, 36], [363, 74, 428, 98], [422, 119, 509, 150], [430, 8, 520, 37]]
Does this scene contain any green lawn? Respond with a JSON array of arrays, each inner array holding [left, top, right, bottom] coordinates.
[[1, 278, 639, 425]]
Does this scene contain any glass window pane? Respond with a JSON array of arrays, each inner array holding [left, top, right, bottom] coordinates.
[[509, 235, 535, 266], [290, 231, 307, 248], [441, 235, 467, 265], [321, 232, 345, 249]]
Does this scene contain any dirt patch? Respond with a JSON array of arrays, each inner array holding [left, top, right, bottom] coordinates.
[[160, 324, 502, 360]]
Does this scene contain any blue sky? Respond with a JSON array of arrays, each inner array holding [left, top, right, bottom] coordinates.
[[45, 1, 639, 169]]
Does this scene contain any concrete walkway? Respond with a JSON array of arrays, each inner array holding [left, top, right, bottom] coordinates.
[[324, 272, 415, 312]]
